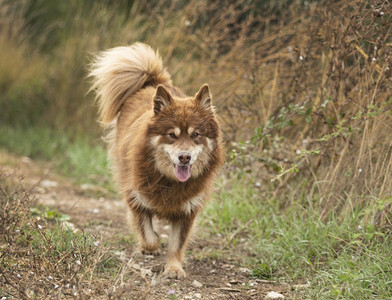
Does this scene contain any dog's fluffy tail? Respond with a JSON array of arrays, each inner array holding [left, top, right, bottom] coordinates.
[[89, 42, 171, 126]]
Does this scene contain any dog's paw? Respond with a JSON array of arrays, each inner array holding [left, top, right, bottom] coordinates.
[[141, 248, 161, 256], [163, 265, 186, 279]]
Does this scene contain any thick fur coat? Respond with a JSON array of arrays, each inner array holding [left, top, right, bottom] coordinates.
[[89, 43, 224, 278]]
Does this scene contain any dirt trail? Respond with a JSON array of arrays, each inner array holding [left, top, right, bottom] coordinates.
[[0, 150, 293, 300]]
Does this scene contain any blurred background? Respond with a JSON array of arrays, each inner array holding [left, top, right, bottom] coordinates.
[[1, 0, 391, 220], [1, 1, 392, 298]]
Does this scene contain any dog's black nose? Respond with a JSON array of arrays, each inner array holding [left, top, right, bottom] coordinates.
[[178, 152, 191, 164]]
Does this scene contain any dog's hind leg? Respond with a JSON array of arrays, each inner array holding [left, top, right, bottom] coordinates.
[[163, 213, 196, 279]]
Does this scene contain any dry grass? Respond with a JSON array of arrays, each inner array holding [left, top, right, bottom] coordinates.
[[1, 2, 392, 297], [0, 0, 391, 220], [0, 172, 137, 299]]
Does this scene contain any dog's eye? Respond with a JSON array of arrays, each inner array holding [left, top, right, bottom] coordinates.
[[169, 132, 177, 139], [191, 132, 200, 138]]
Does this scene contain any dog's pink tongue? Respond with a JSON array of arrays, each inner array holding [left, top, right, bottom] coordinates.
[[175, 165, 191, 182]]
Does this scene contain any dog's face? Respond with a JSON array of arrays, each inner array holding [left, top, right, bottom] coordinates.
[[148, 84, 220, 182]]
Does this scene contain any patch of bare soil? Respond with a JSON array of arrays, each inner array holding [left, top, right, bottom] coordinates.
[[0, 150, 294, 299]]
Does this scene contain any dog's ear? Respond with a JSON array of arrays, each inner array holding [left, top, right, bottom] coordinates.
[[154, 85, 172, 115], [195, 84, 212, 110]]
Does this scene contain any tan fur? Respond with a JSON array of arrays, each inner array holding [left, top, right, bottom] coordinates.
[[89, 42, 224, 279], [89, 43, 171, 125]]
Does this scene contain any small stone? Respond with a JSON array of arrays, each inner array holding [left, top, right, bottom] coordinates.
[[80, 183, 93, 190], [140, 268, 153, 277], [194, 293, 202, 299], [222, 264, 234, 269], [34, 187, 46, 194], [228, 280, 241, 284], [292, 283, 310, 289], [192, 280, 203, 288], [22, 156, 31, 164], [265, 291, 284, 299], [239, 267, 250, 273], [257, 279, 277, 284], [41, 179, 58, 188]]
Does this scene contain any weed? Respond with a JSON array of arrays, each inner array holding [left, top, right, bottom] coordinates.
[[30, 206, 71, 223], [251, 263, 275, 280], [202, 178, 392, 298], [0, 172, 130, 298]]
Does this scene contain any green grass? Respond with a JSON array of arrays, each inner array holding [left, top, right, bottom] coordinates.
[[0, 125, 113, 193], [202, 179, 392, 299], [1, 124, 391, 299]]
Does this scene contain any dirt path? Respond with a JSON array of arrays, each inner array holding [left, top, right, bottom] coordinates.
[[0, 150, 293, 300]]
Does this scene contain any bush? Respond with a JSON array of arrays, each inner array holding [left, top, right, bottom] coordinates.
[[0, 0, 391, 220]]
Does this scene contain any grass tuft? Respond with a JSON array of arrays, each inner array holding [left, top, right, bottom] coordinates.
[[0, 171, 127, 299], [202, 179, 392, 298]]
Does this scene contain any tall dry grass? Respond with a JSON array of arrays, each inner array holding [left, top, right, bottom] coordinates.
[[0, 0, 391, 222]]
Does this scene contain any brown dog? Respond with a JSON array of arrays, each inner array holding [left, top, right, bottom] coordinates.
[[89, 43, 224, 278]]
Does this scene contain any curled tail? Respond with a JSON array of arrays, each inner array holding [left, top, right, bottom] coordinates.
[[89, 42, 171, 126]]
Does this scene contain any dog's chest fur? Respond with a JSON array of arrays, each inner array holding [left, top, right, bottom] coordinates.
[[127, 143, 219, 219]]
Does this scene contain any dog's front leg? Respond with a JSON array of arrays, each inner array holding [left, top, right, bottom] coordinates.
[[131, 207, 160, 255], [163, 213, 196, 279]]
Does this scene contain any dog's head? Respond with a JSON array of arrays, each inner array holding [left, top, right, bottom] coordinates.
[[148, 84, 221, 182]]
